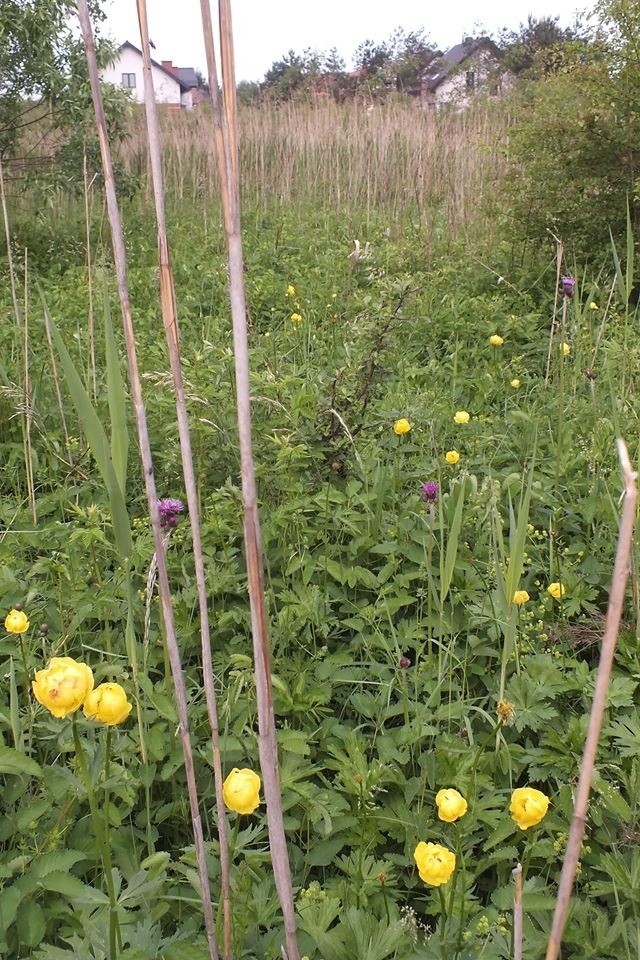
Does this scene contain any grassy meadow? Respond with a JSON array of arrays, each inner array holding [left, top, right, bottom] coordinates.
[[1, 95, 640, 960]]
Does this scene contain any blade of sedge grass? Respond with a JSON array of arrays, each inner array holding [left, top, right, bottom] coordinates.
[[43, 299, 133, 560], [103, 278, 129, 497], [440, 475, 466, 607]]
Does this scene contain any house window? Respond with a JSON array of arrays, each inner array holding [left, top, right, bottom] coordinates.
[[465, 70, 475, 91], [121, 73, 136, 89]]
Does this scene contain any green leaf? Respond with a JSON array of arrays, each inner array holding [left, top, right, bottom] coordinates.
[[0, 745, 42, 778], [103, 280, 129, 496], [38, 871, 109, 904], [441, 476, 466, 605], [31, 850, 88, 879], [43, 298, 133, 559], [16, 899, 45, 947]]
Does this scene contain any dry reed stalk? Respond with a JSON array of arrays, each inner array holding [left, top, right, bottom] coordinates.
[[83, 150, 97, 400], [75, 4, 220, 958], [0, 159, 22, 326], [133, 2, 232, 956], [42, 289, 73, 464], [22, 250, 37, 523], [544, 439, 637, 960], [545, 232, 563, 385], [200, 2, 300, 958], [512, 862, 523, 960]]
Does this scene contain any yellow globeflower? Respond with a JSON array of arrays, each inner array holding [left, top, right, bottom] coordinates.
[[83, 682, 132, 726], [286, 284, 296, 297], [510, 787, 550, 830], [513, 590, 530, 605], [290, 313, 302, 324], [589, 301, 598, 310], [32, 657, 94, 719], [453, 411, 470, 425], [5, 609, 29, 634], [413, 841, 456, 886], [435, 788, 468, 822], [445, 450, 460, 465], [489, 334, 504, 346], [223, 768, 262, 814], [547, 582, 566, 600], [560, 342, 571, 357], [510, 378, 521, 389], [393, 418, 412, 436]]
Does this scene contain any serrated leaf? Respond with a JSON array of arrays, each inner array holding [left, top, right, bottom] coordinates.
[[31, 850, 88, 880], [0, 746, 42, 778], [38, 871, 109, 904], [16, 899, 45, 947]]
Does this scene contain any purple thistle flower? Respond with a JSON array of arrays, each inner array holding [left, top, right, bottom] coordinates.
[[157, 498, 185, 529], [398, 656, 411, 668], [560, 276, 576, 298], [420, 481, 439, 503]]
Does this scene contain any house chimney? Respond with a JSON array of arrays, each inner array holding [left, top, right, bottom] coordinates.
[[161, 59, 178, 76]]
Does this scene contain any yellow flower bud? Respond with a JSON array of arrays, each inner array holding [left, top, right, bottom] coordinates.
[[286, 284, 296, 297], [453, 410, 470, 425], [32, 657, 94, 719], [445, 450, 460, 465], [5, 609, 30, 634], [513, 590, 530, 605], [393, 418, 411, 436], [547, 582, 566, 599], [223, 767, 261, 814], [435, 788, 468, 822], [290, 313, 302, 324], [489, 334, 504, 346], [413, 841, 456, 886], [510, 378, 521, 389], [83, 682, 132, 726], [509, 787, 549, 830], [560, 342, 571, 357], [589, 301, 598, 310]]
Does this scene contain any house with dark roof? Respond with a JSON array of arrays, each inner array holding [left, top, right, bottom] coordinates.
[[420, 37, 508, 106], [99, 41, 203, 108]]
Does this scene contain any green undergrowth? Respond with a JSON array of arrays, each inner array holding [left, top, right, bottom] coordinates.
[[0, 199, 639, 959]]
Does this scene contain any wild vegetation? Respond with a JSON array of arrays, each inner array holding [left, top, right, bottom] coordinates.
[[1, 1, 640, 959]]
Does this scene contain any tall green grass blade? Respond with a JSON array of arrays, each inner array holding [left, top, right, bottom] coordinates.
[[504, 466, 535, 604], [626, 199, 634, 304], [440, 475, 466, 606], [103, 281, 129, 497], [43, 300, 133, 559]]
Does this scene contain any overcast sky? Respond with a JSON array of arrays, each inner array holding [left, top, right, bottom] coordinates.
[[102, 0, 594, 82]]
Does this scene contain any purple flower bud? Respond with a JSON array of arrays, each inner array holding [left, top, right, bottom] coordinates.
[[420, 481, 439, 503], [157, 498, 185, 529], [398, 656, 411, 668], [560, 276, 575, 298]]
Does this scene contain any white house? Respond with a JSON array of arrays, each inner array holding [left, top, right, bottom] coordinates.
[[100, 41, 201, 108], [421, 38, 509, 107]]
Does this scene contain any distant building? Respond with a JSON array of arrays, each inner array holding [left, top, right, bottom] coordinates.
[[420, 38, 508, 106], [100, 41, 204, 108]]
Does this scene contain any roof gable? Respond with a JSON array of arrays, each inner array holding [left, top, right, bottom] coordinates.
[[422, 37, 502, 91], [119, 41, 190, 89]]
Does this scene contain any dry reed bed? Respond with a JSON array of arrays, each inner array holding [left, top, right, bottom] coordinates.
[[121, 98, 509, 226]]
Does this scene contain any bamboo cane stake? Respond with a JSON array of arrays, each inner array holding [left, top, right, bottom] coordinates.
[[544, 439, 637, 960], [133, 2, 233, 956], [199, 2, 300, 958], [75, 5, 219, 958]]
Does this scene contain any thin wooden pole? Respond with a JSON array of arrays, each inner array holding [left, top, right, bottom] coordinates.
[[134, 2, 232, 955], [544, 440, 637, 960], [75, 5, 219, 958], [199, 2, 300, 958], [513, 862, 523, 960]]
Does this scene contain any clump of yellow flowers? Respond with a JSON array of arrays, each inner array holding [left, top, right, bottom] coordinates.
[[32, 655, 131, 725]]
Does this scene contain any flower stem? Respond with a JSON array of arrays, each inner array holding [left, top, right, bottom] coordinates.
[[72, 717, 121, 959]]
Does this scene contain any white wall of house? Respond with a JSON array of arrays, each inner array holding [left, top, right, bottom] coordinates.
[[431, 50, 504, 107], [100, 46, 181, 105]]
